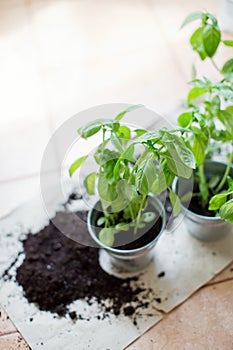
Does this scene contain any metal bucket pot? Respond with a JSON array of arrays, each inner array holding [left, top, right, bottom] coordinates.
[[87, 195, 166, 274], [175, 161, 233, 242]]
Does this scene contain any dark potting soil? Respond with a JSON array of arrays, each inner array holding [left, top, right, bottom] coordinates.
[[94, 200, 164, 250], [15, 210, 149, 319], [113, 215, 162, 250], [187, 196, 216, 217]]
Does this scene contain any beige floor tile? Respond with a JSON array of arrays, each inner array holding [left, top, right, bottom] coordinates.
[[0, 50, 48, 125], [28, 0, 160, 67], [40, 47, 187, 132], [0, 0, 29, 57], [24, 0, 187, 129], [0, 307, 17, 335], [0, 116, 58, 181], [127, 280, 233, 350], [0, 1, 48, 124], [207, 261, 233, 285], [0, 332, 29, 350]]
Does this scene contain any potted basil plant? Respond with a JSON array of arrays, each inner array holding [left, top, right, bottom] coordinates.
[[176, 11, 233, 241], [69, 105, 195, 273]]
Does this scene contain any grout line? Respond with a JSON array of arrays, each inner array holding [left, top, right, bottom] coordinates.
[[0, 330, 18, 337], [202, 276, 233, 288]]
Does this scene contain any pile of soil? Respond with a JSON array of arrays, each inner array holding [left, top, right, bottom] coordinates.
[[15, 210, 148, 319], [2, 192, 170, 321]]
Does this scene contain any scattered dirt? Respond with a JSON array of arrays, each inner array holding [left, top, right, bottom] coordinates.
[[15, 211, 150, 319], [2, 192, 173, 321], [157, 271, 165, 278]]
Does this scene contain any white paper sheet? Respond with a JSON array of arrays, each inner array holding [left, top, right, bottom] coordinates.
[[0, 191, 233, 350]]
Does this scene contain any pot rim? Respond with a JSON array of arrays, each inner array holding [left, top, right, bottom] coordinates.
[[87, 194, 166, 254], [174, 160, 233, 222]]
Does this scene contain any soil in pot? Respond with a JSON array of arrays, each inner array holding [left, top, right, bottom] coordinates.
[[186, 182, 216, 217], [94, 200, 163, 250], [186, 179, 229, 217]]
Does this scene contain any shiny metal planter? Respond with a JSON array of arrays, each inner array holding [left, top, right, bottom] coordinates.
[[87, 196, 166, 273], [176, 161, 233, 242]]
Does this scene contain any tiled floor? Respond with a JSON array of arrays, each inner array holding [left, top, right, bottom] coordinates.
[[0, 0, 233, 348]]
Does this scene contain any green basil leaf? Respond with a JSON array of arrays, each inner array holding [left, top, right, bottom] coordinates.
[[104, 159, 117, 183], [177, 112, 192, 128], [190, 27, 207, 60], [219, 199, 233, 223], [208, 193, 228, 210], [176, 143, 196, 169], [192, 134, 207, 166], [78, 119, 103, 138], [97, 217, 106, 226], [136, 155, 156, 195], [141, 212, 156, 223], [134, 129, 147, 137], [218, 109, 233, 136], [113, 159, 122, 180], [165, 148, 193, 179], [110, 196, 125, 213], [98, 172, 113, 203], [111, 132, 124, 152], [189, 79, 207, 88], [151, 168, 167, 195], [115, 222, 130, 231], [188, 87, 207, 102], [93, 139, 110, 164], [99, 228, 116, 246], [117, 125, 130, 138], [227, 176, 233, 190], [111, 180, 133, 212], [169, 189, 181, 217], [69, 155, 88, 177], [222, 59, 233, 75], [121, 144, 135, 162], [222, 40, 233, 47], [180, 11, 204, 29], [84, 172, 96, 195], [114, 104, 143, 121], [162, 132, 196, 169], [135, 131, 160, 143], [219, 85, 233, 102], [203, 24, 221, 57]]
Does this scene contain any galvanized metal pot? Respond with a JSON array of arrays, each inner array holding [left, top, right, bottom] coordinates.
[[176, 161, 233, 242], [87, 195, 166, 274]]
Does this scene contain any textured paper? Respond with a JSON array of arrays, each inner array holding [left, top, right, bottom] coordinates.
[[0, 191, 233, 350]]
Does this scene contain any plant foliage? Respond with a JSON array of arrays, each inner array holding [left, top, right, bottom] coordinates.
[[69, 106, 195, 246], [178, 11, 233, 223]]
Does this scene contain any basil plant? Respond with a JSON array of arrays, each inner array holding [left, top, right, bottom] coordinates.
[[69, 106, 195, 246], [178, 11, 233, 223]]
